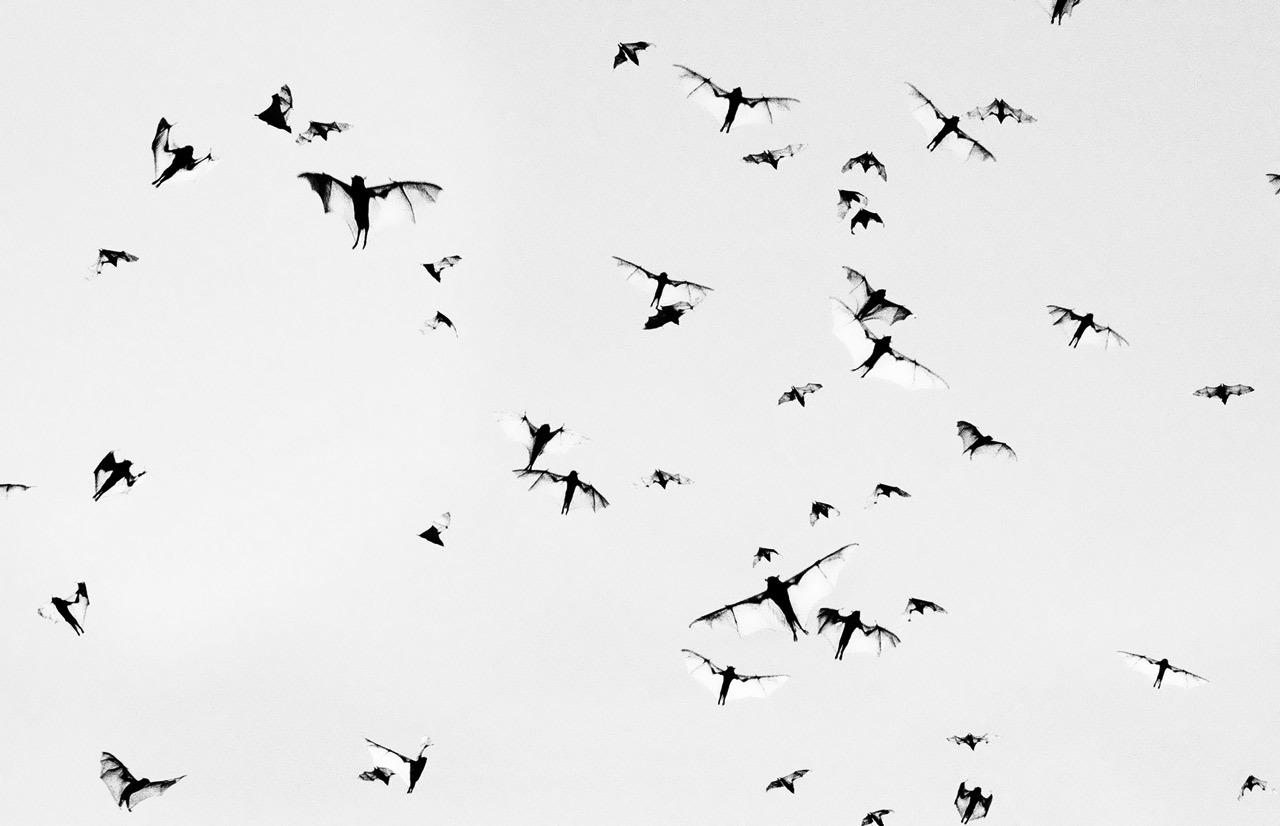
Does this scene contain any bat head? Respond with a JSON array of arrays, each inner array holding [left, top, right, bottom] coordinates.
[[351, 175, 366, 189]]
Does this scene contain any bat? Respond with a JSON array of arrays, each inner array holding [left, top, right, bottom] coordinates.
[[516, 468, 609, 515], [298, 173, 442, 249], [1239, 775, 1269, 799], [955, 783, 993, 823], [638, 469, 692, 489], [843, 152, 887, 180], [844, 268, 913, 325], [613, 41, 653, 69], [422, 311, 457, 336], [1117, 651, 1208, 689], [743, 144, 804, 169], [1046, 306, 1128, 348], [673, 65, 798, 132], [689, 544, 853, 641], [364, 737, 432, 793], [612, 257, 714, 308], [849, 208, 884, 234], [809, 501, 839, 526], [418, 512, 450, 546], [99, 752, 184, 811], [1051, 0, 1082, 24], [906, 84, 995, 162], [423, 255, 462, 282], [1193, 384, 1253, 405], [752, 547, 778, 566], [815, 608, 900, 659], [837, 190, 869, 219], [92, 249, 140, 277], [831, 299, 949, 390], [93, 451, 145, 500], [496, 413, 588, 471], [904, 597, 946, 619], [766, 769, 810, 793], [645, 302, 694, 329], [967, 99, 1036, 124], [868, 483, 911, 506], [255, 84, 292, 132], [296, 121, 352, 144], [863, 810, 894, 826], [681, 649, 788, 705], [151, 118, 213, 187], [778, 383, 823, 407], [38, 581, 89, 635], [956, 421, 1016, 461], [947, 733, 993, 751], [0, 483, 33, 497]]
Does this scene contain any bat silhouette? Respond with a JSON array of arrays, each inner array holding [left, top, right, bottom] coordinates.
[[38, 581, 89, 635], [0, 483, 33, 497], [364, 737, 432, 793], [1239, 775, 1269, 799], [1117, 651, 1208, 689], [843, 152, 887, 180], [496, 413, 588, 471], [844, 268, 912, 325], [93, 451, 145, 500], [849, 208, 884, 234], [863, 810, 894, 826], [423, 255, 462, 282], [99, 752, 184, 811], [1051, 0, 1082, 24], [868, 484, 911, 506], [639, 469, 692, 489], [516, 469, 609, 514], [955, 783, 993, 823], [809, 501, 839, 526], [906, 84, 995, 162], [93, 249, 139, 276], [837, 190, 869, 219], [422, 311, 457, 336], [1194, 384, 1253, 405], [904, 597, 946, 619], [743, 144, 804, 169], [766, 769, 810, 793], [418, 512, 450, 546], [151, 118, 213, 187], [645, 302, 694, 329], [689, 544, 853, 641], [681, 649, 788, 705], [296, 121, 352, 144], [752, 547, 778, 566], [778, 383, 823, 407], [612, 257, 714, 308], [255, 84, 292, 132], [947, 733, 993, 751], [956, 421, 1016, 461], [1046, 306, 1128, 348], [815, 608, 900, 659], [613, 41, 653, 69], [359, 767, 394, 785], [674, 65, 798, 132], [298, 173, 442, 249], [831, 299, 948, 390], [967, 99, 1036, 124]]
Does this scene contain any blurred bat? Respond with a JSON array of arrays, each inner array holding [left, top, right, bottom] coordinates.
[[418, 512, 450, 546], [849, 208, 884, 234], [1051, 0, 1082, 24], [831, 299, 948, 390], [816, 608, 900, 659], [1194, 383, 1253, 404], [947, 733, 993, 751], [256, 84, 292, 132], [1046, 306, 1128, 348], [496, 413, 588, 470], [612, 257, 714, 308], [674, 65, 798, 132], [843, 268, 912, 325], [298, 173, 442, 249], [638, 469, 692, 489], [681, 649, 788, 705], [422, 255, 462, 282], [38, 581, 89, 635], [752, 547, 778, 566], [0, 483, 33, 497], [956, 421, 1016, 460], [863, 810, 894, 826], [93, 451, 145, 500], [364, 737, 432, 793], [809, 501, 839, 526], [766, 769, 810, 793], [955, 783, 992, 823], [92, 249, 139, 276], [151, 118, 213, 187], [614, 41, 653, 68], [837, 190, 869, 219], [778, 383, 823, 407], [422, 311, 457, 336], [296, 121, 352, 144], [743, 144, 804, 169], [645, 302, 694, 329], [1117, 651, 1208, 689], [843, 152, 887, 180], [906, 84, 995, 162], [967, 99, 1035, 124], [99, 752, 184, 811], [868, 484, 911, 506], [516, 469, 609, 514], [1239, 776, 1269, 799], [904, 597, 946, 619]]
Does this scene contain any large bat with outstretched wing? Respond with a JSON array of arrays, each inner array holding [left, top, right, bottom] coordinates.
[[831, 299, 947, 389], [681, 649, 788, 705], [299, 173, 442, 249], [674, 65, 798, 132], [100, 752, 184, 811]]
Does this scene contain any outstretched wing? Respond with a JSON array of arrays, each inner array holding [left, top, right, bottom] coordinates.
[[1117, 650, 1161, 678], [967, 101, 999, 120], [956, 422, 985, 452], [100, 752, 135, 805], [126, 777, 184, 810], [906, 83, 946, 125], [871, 347, 948, 390], [815, 607, 844, 635], [1224, 384, 1254, 397], [971, 439, 1016, 461], [844, 267, 873, 304], [366, 180, 443, 231], [731, 94, 799, 128], [1046, 305, 1082, 326], [939, 127, 996, 162], [674, 65, 733, 120], [664, 278, 714, 306], [571, 480, 610, 512], [1164, 663, 1209, 688], [831, 298, 876, 364], [857, 624, 901, 655], [863, 300, 912, 326], [516, 469, 568, 491], [1006, 106, 1036, 123], [783, 544, 854, 620], [151, 119, 174, 177], [366, 739, 412, 788], [298, 173, 358, 238], [612, 255, 660, 284], [690, 589, 784, 637], [1090, 324, 1129, 349], [681, 649, 724, 694], [730, 672, 789, 700]]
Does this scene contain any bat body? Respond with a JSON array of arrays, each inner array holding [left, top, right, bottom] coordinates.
[[743, 144, 804, 169], [843, 152, 887, 180], [497, 413, 587, 471], [967, 99, 1036, 124], [905, 597, 946, 620], [613, 41, 652, 68], [849, 208, 884, 234], [809, 501, 839, 525], [640, 469, 692, 488], [151, 118, 212, 187], [418, 512, 450, 546], [38, 581, 89, 635], [844, 268, 912, 325], [364, 737, 431, 793], [863, 810, 894, 826], [423, 255, 462, 282], [837, 190, 869, 219], [517, 468, 609, 514], [423, 311, 457, 336], [296, 121, 352, 144], [906, 85, 995, 162], [645, 302, 694, 329], [1051, 0, 1082, 24], [298, 173, 442, 249], [1046, 306, 1128, 348], [1194, 383, 1253, 404], [778, 383, 822, 407], [947, 733, 992, 751], [681, 649, 787, 705], [256, 84, 292, 132], [955, 783, 992, 823], [869, 483, 911, 505], [93, 249, 140, 276], [752, 547, 778, 566], [1117, 651, 1208, 689], [816, 608, 900, 659], [956, 421, 1016, 461], [93, 451, 145, 500], [1240, 775, 1268, 798], [613, 257, 713, 308], [99, 752, 184, 811], [766, 769, 810, 793], [832, 300, 948, 390], [674, 65, 798, 132]]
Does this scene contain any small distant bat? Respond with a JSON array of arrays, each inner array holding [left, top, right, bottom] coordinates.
[[843, 152, 887, 181], [613, 41, 653, 69], [256, 84, 292, 132], [837, 190, 869, 219], [422, 255, 462, 282], [956, 421, 1016, 461], [849, 208, 884, 234], [639, 469, 692, 489], [418, 512, 450, 546], [689, 545, 852, 641], [831, 299, 948, 390], [1051, 0, 1082, 24], [844, 268, 912, 326], [778, 383, 823, 407], [967, 99, 1036, 124], [364, 737, 432, 793], [496, 413, 588, 470], [645, 302, 694, 329], [99, 752, 184, 812], [863, 810, 894, 826], [38, 581, 89, 635], [906, 84, 995, 162], [766, 769, 810, 793], [681, 649, 788, 705], [296, 121, 352, 144], [0, 483, 33, 497], [298, 173, 442, 249], [674, 65, 798, 132], [93, 451, 145, 500], [809, 501, 839, 526], [904, 597, 946, 619], [516, 468, 609, 515], [1240, 776, 1269, 799], [1117, 651, 1208, 689], [151, 118, 213, 187], [947, 733, 993, 751], [955, 783, 993, 823], [868, 484, 911, 505], [422, 311, 457, 336], [1194, 384, 1253, 405], [816, 608, 900, 659], [612, 257, 714, 308], [359, 767, 394, 785], [93, 249, 140, 276], [1046, 306, 1128, 348], [743, 144, 804, 169], [752, 547, 778, 566]]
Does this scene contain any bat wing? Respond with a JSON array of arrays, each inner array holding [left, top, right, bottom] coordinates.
[[612, 256, 660, 284], [1117, 651, 1161, 677], [1192, 386, 1216, 398], [844, 268, 872, 305], [298, 173, 359, 239], [1046, 305, 1082, 326], [734, 95, 799, 127], [296, 121, 353, 144], [830, 298, 876, 364], [969, 795, 991, 821], [729, 672, 788, 700], [971, 440, 1016, 461], [366, 180, 443, 231], [100, 753, 135, 805], [862, 300, 912, 326], [1226, 384, 1254, 397], [151, 119, 174, 176], [906, 83, 946, 125], [125, 777, 184, 810], [257, 85, 293, 131], [814, 608, 847, 652], [681, 649, 729, 696], [674, 65, 731, 119], [495, 412, 539, 444], [1092, 324, 1129, 349], [1164, 664, 1209, 688], [956, 421, 985, 451], [366, 740, 412, 788], [967, 102, 998, 120], [1009, 106, 1036, 123], [868, 347, 949, 390], [690, 591, 787, 638], [742, 151, 772, 165], [940, 127, 996, 162], [568, 480, 610, 512], [859, 624, 901, 655], [783, 544, 854, 620], [665, 277, 714, 305], [544, 428, 590, 455], [517, 469, 567, 491]]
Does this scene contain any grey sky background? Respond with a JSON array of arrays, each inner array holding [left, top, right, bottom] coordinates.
[[3, 1, 1280, 823]]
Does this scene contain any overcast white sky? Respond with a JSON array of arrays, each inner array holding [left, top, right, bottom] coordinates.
[[3, 1, 1280, 824]]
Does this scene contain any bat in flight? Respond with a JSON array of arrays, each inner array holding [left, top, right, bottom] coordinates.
[[967, 99, 1036, 124], [93, 451, 145, 500], [1046, 306, 1128, 348], [638, 469, 692, 489], [92, 249, 140, 277], [743, 144, 805, 169], [422, 311, 457, 336], [298, 173, 442, 249], [843, 268, 912, 326], [843, 152, 887, 181], [766, 769, 810, 793], [1193, 383, 1253, 405], [151, 118, 213, 187], [816, 608, 900, 659], [674, 65, 798, 132], [689, 544, 853, 641], [422, 255, 462, 282], [418, 512, 450, 546], [681, 649, 788, 705], [1117, 651, 1208, 689], [0, 483, 33, 497], [904, 597, 946, 620], [99, 752, 184, 811], [516, 469, 608, 515], [848, 208, 884, 234], [1239, 775, 1269, 799], [947, 733, 994, 751], [906, 84, 995, 162], [837, 190, 869, 219], [831, 299, 948, 390], [645, 302, 695, 329], [612, 257, 714, 308], [863, 810, 894, 826], [809, 501, 839, 526], [752, 547, 778, 566], [255, 84, 292, 132], [955, 783, 993, 823], [956, 421, 1016, 461], [868, 483, 911, 506], [1051, 0, 1082, 24], [496, 413, 588, 471], [778, 383, 823, 407], [363, 737, 432, 793], [296, 121, 352, 144], [38, 581, 89, 635], [613, 41, 653, 69]]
